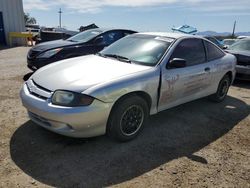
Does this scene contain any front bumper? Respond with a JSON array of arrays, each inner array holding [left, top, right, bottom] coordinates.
[[236, 65, 250, 80], [20, 84, 113, 138]]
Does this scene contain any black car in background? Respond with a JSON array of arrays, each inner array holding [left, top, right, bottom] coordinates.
[[226, 38, 250, 80], [27, 28, 137, 70]]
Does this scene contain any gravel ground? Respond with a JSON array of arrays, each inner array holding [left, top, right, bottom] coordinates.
[[0, 47, 249, 188]]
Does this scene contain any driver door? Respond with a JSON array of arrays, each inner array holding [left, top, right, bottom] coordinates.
[[158, 38, 212, 112]]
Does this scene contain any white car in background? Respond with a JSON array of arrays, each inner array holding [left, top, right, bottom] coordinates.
[[223, 39, 238, 48], [237, 36, 250, 39], [226, 38, 250, 80]]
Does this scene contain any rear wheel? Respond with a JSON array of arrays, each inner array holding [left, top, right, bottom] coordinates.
[[209, 75, 230, 102], [107, 96, 149, 142]]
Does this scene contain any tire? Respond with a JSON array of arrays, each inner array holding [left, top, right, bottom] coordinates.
[[209, 75, 230, 102], [107, 96, 149, 142]]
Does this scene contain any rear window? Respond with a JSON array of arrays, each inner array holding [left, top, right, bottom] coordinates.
[[205, 41, 225, 61], [67, 29, 103, 42]]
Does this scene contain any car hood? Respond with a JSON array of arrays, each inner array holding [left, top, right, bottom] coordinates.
[[31, 39, 78, 51], [32, 55, 152, 92], [226, 49, 250, 56], [226, 50, 250, 65]]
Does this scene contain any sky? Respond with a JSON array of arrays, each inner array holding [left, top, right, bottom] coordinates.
[[22, 0, 250, 33]]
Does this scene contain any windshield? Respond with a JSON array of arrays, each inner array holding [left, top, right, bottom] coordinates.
[[99, 34, 173, 66], [67, 29, 103, 42], [228, 40, 250, 51]]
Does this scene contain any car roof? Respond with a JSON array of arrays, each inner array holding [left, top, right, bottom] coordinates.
[[234, 38, 250, 42], [137, 32, 191, 39], [91, 28, 137, 33], [135, 32, 208, 40], [237, 36, 250, 39]]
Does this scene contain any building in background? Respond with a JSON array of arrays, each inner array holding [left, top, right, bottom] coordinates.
[[0, 0, 25, 46]]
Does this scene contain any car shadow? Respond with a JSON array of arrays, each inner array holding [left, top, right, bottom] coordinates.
[[10, 96, 250, 187]]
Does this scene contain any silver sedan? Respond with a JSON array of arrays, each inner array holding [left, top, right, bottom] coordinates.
[[20, 33, 236, 141]]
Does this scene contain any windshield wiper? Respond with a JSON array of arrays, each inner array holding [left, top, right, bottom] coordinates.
[[96, 52, 106, 58], [103, 54, 132, 63], [67, 39, 77, 42]]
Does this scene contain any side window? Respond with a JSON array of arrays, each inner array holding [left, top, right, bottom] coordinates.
[[207, 37, 218, 45], [205, 41, 225, 61], [101, 31, 123, 45], [170, 38, 206, 66]]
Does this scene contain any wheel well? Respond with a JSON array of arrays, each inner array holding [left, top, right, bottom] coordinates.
[[225, 71, 233, 84], [106, 91, 152, 132], [113, 91, 152, 109]]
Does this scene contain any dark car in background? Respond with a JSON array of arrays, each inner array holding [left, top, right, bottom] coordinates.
[[204, 36, 224, 49], [226, 38, 250, 80], [27, 28, 137, 70]]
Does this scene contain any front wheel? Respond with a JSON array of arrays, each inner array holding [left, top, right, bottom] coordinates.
[[107, 96, 149, 142], [209, 75, 230, 102]]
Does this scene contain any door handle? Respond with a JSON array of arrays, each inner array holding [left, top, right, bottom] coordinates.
[[204, 67, 210, 72]]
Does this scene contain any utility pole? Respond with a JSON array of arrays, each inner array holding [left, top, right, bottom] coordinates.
[[58, 8, 62, 28], [232, 20, 236, 38]]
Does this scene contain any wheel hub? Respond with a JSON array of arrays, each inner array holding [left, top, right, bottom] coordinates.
[[120, 105, 144, 136]]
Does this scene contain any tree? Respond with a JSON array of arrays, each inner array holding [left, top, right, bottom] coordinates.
[[24, 12, 37, 25]]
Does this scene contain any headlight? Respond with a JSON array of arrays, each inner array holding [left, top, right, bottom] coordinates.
[[37, 48, 62, 58], [51, 90, 94, 107]]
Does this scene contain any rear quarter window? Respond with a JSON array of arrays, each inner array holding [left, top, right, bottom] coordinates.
[[205, 40, 225, 61]]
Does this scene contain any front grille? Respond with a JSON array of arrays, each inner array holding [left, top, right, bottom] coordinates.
[[235, 54, 250, 66], [28, 49, 41, 59], [26, 79, 52, 100], [28, 90, 48, 100], [32, 80, 52, 93]]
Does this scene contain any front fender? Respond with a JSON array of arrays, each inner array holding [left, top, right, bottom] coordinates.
[[83, 67, 160, 115]]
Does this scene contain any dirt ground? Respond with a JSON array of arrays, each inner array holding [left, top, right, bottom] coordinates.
[[0, 47, 249, 188]]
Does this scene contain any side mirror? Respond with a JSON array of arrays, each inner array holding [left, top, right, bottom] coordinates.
[[223, 45, 228, 49], [93, 36, 104, 44], [167, 58, 186, 69]]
